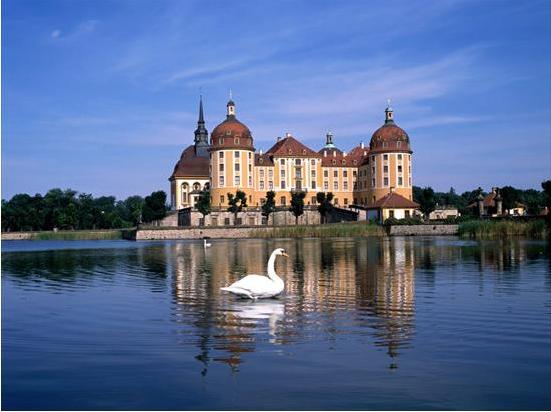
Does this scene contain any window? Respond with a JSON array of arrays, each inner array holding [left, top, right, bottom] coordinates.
[[398, 154, 402, 160], [181, 191, 187, 204], [409, 177, 412, 186], [372, 167, 375, 175], [296, 180, 302, 190], [219, 163, 224, 172], [269, 181, 273, 190], [343, 170, 348, 178], [324, 170, 328, 178], [224, 217, 230, 225], [235, 163, 240, 171], [311, 181, 316, 190], [353, 171, 357, 177], [311, 159, 316, 166], [269, 169, 274, 178], [371, 155, 375, 162], [389, 210, 394, 218], [280, 196, 286, 206], [234, 138, 240, 144], [383, 154, 388, 161], [311, 170, 316, 178], [398, 177, 403, 186], [384, 177, 389, 186], [259, 170, 265, 178], [234, 151, 240, 159], [248, 176, 253, 186], [248, 152, 252, 159], [218, 138, 223, 145], [324, 181, 329, 190], [333, 181, 338, 190], [311, 196, 316, 205], [220, 195, 225, 204], [383, 165, 388, 173], [334, 198, 339, 205], [248, 164, 252, 172], [295, 159, 301, 166], [353, 182, 357, 190], [397, 141, 402, 148], [343, 182, 348, 190], [219, 152, 224, 160], [281, 170, 286, 177], [405, 210, 410, 218], [281, 180, 286, 189], [234, 175, 240, 186], [398, 165, 402, 173], [372, 178, 375, 187], [344, 198, 348, 205], [383, 142, 388, 148], [260, 181, 265, 190], [333, 170, 338, 178], [280, 159, 285, 166], [219, 176, 225, 186], [295, 170, 302, 179]]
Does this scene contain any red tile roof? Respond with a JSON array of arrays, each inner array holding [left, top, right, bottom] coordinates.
[[265, 136, 321, 158], [370, 123, 412, 154], [254, 153, 275, 166], [169, 145, 210, 180], [319, 144, 369, 167], [368, 192, 419, 209], [210, 116, 254, 150]]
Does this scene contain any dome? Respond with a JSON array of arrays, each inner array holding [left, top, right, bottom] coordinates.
[[210, 100, 254, 150], [369, 107, 412, 153]]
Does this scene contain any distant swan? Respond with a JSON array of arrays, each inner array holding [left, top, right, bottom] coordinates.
[[204, 239, 212, 248], [220, 248, 287, 299]]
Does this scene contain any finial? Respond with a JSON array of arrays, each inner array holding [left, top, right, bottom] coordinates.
[[229, 88, 233, 100], [387, 98, 391, 108]]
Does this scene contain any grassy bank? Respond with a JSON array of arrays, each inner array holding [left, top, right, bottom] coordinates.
[[3, 229, 125, 241], [458, 219, 548, 239], [250, 221, 384, 238]]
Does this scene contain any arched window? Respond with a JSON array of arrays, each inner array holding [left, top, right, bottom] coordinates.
[[193, 182, 200, 191], [181, 183, 188, 204]]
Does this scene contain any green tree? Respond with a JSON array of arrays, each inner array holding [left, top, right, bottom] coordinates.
[[261, 191, 277, 225], [196, 190, 211, 225], [43, 188, 78, 230], [499, 186, 521, 211], [119, 195, 144, 226], [316, 192, 334, 224], [142, 191, 168, 223], [227, 190, 247, 225], [289, 191, 306, 225], [416, 187, 436, 218]]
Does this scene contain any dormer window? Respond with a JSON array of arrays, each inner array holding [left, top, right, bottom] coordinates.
[[234, 138, 240, 144], [218, 138, 223, 145], [397, 141, 402, 148], [332, 159, 336, 165], [353, 160, 357, 165], [225, 130, 231, 136], [342, 160, 346, 165], [288, 149, 292, 154], [260, 158, 264, 164], [302, 149, 306, 155]]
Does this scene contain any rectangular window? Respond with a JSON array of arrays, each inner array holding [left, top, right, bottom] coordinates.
[[398, 177, 403, 186], [219, 163, 224, 172], [334, 198, 339, 205], [384, 177, 389, 186], [353, 170, 357, 177], [269, 181, 273, 190], [269, 169, 274, 178], [248, 176, 253, 186], [219, 151, 224, 160], [295, 159, 301, 166], [405, 210, 410, 218], [281, 180, 286, 189], [324, 181, 329, 190], [234, 151, 240, 159], [295, 170, 302, 179], [372, 178, 375, 187], [353, 182, 357, 190], [383, 165, 388, 173], [372, 167, 375, 175], [398, 154, 402, 160], [333, 170, 338, 178], [311, 181, 316, 190], [333, 181, 338, 190], [280, 196, 286, 206], [234, 175, 240, 186], [311, 170, 316, 178], [280, 159, 285, 166], [344, 198, 348, 205], [311, 159, 316, 166], [248, 164, 252, 172], [260, 169, 264, 178], [219, 176, 224, 186], [281, 170, 286, 177], [383, 154, 388, 161], [324, 170, 328, 178], [235, 163, 240, 171], [398, 165, 402, 173], [260, 181, 265, 190], [343, 170, 348, 178], [389, 210, 394, 218], [343, 182, 348, 190], [220, 195, 225, 204], [248, 152, 252, 159]]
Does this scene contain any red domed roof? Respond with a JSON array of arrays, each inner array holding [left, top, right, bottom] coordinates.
[[210, 116, 254, 150], [369, 123, 412, 154]]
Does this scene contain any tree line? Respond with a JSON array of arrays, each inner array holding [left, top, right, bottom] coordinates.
[[412, 182, 551, 217], [2, 188, 168, 232]]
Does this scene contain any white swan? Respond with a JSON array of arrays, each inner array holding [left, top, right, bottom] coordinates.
[[220, 248, 287, 299], [204, 239, 212, 248]]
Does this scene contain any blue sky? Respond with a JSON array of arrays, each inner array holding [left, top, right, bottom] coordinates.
[[2, 0, 551, 200]]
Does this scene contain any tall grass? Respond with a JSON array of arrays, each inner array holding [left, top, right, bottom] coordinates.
[[250, 222, 384, 238], [33, 230, 124, 240], [458, 219, 548, 239]]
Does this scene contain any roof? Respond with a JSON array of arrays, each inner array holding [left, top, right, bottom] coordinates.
[[265, 136, 321, 158], [370, 123, 412, 154], [210, 116, 254, 150], [319, 144, 368, 167], [367, 192, 419, 209], [169, 145, 210, 180], [254, 153, 275, 166]]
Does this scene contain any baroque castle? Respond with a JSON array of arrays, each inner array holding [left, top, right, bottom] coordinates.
[[169, 96, 416, 219]]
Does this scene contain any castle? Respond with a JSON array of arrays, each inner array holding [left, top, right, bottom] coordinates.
[[169, 96, 417, 222]]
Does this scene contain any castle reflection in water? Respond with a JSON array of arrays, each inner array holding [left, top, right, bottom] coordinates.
[[169, 237, 417, 373]]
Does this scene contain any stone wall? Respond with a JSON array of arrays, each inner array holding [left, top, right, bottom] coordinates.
[[2, 232, 34, 240], [388, 224, 458, 236], [134, 227, 272, 240], [178, 208, 321, 227]]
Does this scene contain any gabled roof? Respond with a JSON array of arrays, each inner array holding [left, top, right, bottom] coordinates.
[[368, 192, 419, 209], [319, 144, 369, 167], [254, 153, 275, 166], [169, 145, 210, 180], [266, 136, 321, 158]]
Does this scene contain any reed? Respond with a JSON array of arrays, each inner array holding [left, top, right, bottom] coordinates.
[[33, 230, 124, 240], [458, 219, 548, 239], [250, 222, 384, 238]]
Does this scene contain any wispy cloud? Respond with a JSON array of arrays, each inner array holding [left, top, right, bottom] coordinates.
[[50, 19, 99, 42]]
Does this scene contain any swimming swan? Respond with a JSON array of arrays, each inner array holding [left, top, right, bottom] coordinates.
[[220, 248, 287, 299], [204, 239, 212, 248]]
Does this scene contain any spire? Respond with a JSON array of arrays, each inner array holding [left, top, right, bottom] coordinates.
[[227, 91, 236, 118], [385, 99, 394, 124], [194, 95, 209, 157]]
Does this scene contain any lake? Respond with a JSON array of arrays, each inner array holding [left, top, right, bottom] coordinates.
[[2, 237, 550, 410]]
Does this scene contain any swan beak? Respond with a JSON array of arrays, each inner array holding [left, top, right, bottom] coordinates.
[[281, 252, 289, 257]]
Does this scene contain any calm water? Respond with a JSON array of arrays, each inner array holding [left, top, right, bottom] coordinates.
[[2, 237, 550, 410]]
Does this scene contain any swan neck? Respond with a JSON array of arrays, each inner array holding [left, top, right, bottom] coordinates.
[[267, 252, 282, 282]]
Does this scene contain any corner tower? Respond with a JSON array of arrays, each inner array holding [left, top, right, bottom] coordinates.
[[209, 96, 256, 208]]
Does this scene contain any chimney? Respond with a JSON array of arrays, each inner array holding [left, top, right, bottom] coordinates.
[[259, 149, 263, 155], [277, 136, 281, 142], [324, 150, 327, 157], [360, 141, 364, 149], [285, 132, 292, 138]]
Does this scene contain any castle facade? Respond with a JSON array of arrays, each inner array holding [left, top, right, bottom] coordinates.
[[170, 96, 415, 214]]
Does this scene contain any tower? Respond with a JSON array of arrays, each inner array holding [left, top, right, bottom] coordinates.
[[194, 95, 209, 158]]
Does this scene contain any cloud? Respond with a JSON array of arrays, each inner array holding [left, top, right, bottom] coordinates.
[[50, 19, 99, 42], [51, 30, 61, 39]]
